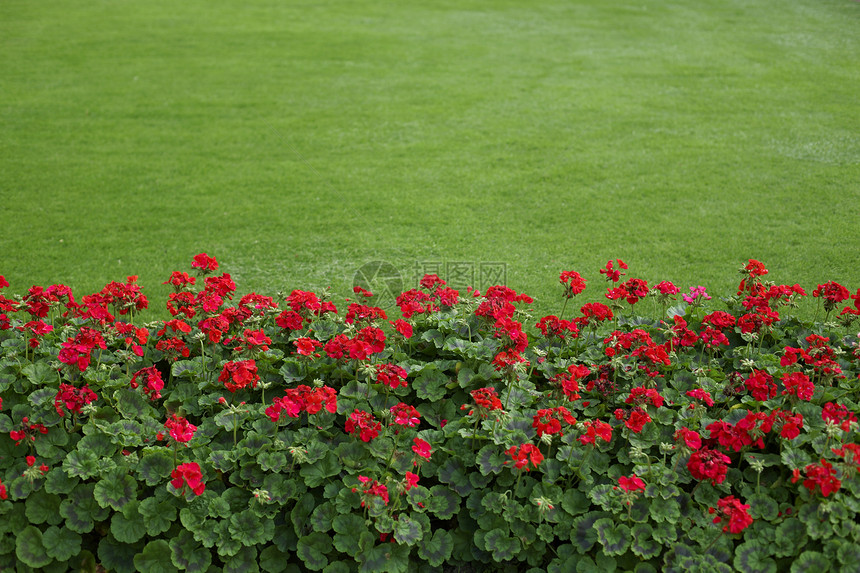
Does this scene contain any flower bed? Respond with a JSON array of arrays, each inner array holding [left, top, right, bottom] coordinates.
[[0, 257, 858, 572]]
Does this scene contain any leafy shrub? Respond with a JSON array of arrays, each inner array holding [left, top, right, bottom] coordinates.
[[0, 258, 858, 572]]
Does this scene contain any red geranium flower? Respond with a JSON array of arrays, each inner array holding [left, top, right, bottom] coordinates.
[[164, 414, 197, 444], [219, 360, 259, 393], [191, 253, 219, 273], [710, 495, 753, 533], [171, 462, 205, 496], [345, 410, 381, 442], [559, 270, 587, 298], [506, 443, 543, 471], [617, 474, 646, 492]]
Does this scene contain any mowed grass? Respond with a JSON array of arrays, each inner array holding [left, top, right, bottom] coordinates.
[[1, 0, 858, 319]]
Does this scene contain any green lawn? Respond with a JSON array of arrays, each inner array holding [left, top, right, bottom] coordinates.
[[1, 0, 858, 318]]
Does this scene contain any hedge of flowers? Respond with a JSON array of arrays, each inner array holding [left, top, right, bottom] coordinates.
[[0, 256, 858, 572]]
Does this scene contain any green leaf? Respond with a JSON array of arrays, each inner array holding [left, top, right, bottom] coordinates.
[[169, 529, 212, 573], [734, 540, 777, 573], [356, 543, 389, 573], [94, 472, 137, 511], [332, 514, 369, 557], [259, 546, 291, 573], [138, 449, 175, 485], [78, 432, 118, 458], [98, 535, 139, 573], [561, 489, 590, 516], [116, 387, 155, 419], [258, 450, 287, 472], [111, 502, 146, 544], [300, 451, 341, 487], [630, 523, 661, 559], [649, 496, 680, 523], [60, 483, 111, 534], [393, 513, 423, 546], [570, 511, 607, 552], [790, 551, 830, 573], [139, 497, 177, 536], [224, 546, 259, 573], [43, 525, 82, 562], [230, 509, 275, 546], [24, 362, 55, 386], [25, 489, 63, 525], [426, 485, 460, 519], [484, 528, 521, 562], [747, 493, 779, 521], [414, 367, 448, 401], [774, 518, 808, 558], [594, 518, 630, 556], [417, 529, 453, 567], [437, 458, 472, 496], [44, 466, 79, 495], [63, 448, 100, 479], [135, 540, 179, 573], [587, 484, 614, 510], [476, 445, 506, 475], [297, 532, 332, 571], [310, 501, 337, 533], [291, 492, 316, 536], [16, 525, 53, 568]]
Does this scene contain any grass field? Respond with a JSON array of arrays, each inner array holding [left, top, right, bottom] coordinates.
[[1, 0, 858, 319]]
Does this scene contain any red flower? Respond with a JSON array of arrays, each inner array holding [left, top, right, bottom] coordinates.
[[164, 414, 197, 443], [275, 310, 304, 330], [559, 270, 587, 298], [686, 388, 715, 407], [191, 253, 219, 273], [294, 337, 322, 357], [0, 479, 7, 500], [492, 349, 528, 371], [171, 462, 205, 496], [781, 372, 814, 401], [376, 363, 408, 389], [420, 274, 446, 290], [744, 370, 777, 401], [812, 281, 850, 310], [391, 319, 413, 339], [404, 471, 420, 491], [792, 459, 841, 497], [576, 303, 614, 327], [461, 387, 504, 418], [617, 474, 645, 492], [54, 384, 98, 417], [674, 427, 702, 450], [130, 366, 164, 400], [578, 420, 612, 445], [622, 408, 651, 433], [688, 448, 731, 485], [412, 438, 432, 461], [390, 403, 421, 427], [353, 476, 389, 506], [345, 410, 381, 442], [506, 443, 543, 471], [710, 495, 753, 534], [600, 259, 628, 283], [533, 407, 577, 438], [219, 360, 259, 393], [822, 402, 858, 431], [625, 387, 665, 408]]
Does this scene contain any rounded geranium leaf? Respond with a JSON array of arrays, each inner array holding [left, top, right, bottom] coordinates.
[[25, 489, 63, 525], [426, 485, 460, 519], [134, 539, 178, 573], [476, 445, 506, 476], [417, 529, 453, 567], [393, 514, 423, 546], [15, 525, 52, 568], [98, 534, 139, 573], [297, 532, 332, 571], [111, 503, 146, 544], [115, 387, 156, 419], [790, 550, 829, 573], [63, 449, 100, 479], [43, 525, 82, 562], [78, 433, 117, 458], [355, 543, 388, 573], [310, 501, 337, 533], [413, 368, 447, 401], [630, 523, 661, 560], [169, 529, 212, 573], [437, 458, 472, 496], [733, 540, 777, 573], [94, 473, 137, 511], [60, 483, 110, 534], [257, 451, 287, 472], [299, 452, 341, 488], [137, 449, 175, 486], [561, 489, 590, 516], [44, 467, 79, 495], [224, 546, 259, 573], [216, 520, 243, 558], [483, 528, 521, 562], [0, 413, 13, 433], [259, 545, 291, 573], [570, 511, 608, 552], [139, 497, 177, 536], [230, 509, 274, 547], [746, 493, 779, 521]]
